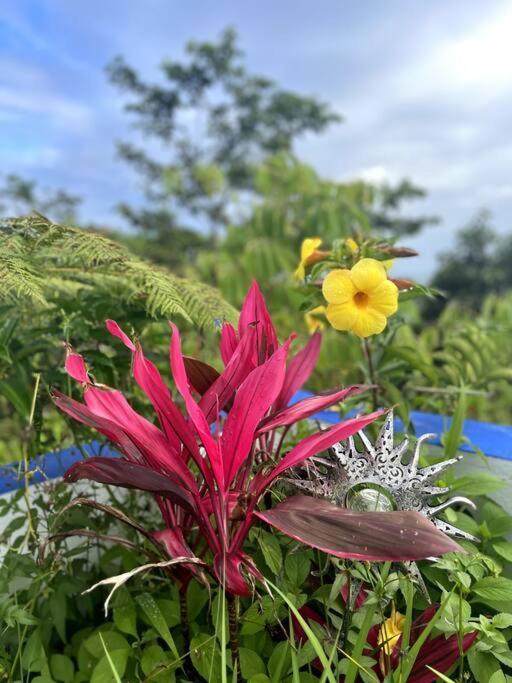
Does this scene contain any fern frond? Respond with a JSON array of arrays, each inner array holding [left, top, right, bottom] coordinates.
[[0, 213, 238, 329]]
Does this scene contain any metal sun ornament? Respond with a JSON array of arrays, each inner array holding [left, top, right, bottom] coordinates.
[[293, 410, 477, 598], [330, 411, 477, 542]]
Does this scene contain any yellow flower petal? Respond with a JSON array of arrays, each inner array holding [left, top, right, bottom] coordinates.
[[346, 238, 359, 254], [325, 301, 358, 331], [351, 308, 387, 338], [350, 258, 387, 292], [368, 279, 399, 316], [294, 263, 306, 281], [304, 305, 326, 334], [322, 269, 356, 304], [301, 238, 322, 261], [382, 258, 394, 270], [378, 609, 405, 657]]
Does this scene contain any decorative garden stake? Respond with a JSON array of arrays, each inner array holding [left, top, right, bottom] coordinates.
[[289, 411, 476, 598]]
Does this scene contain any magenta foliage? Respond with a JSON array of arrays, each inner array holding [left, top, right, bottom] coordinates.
[[55, 281, 458, 596]]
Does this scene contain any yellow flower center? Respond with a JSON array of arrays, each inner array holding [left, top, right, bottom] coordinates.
[[353, 291, 369, 309]]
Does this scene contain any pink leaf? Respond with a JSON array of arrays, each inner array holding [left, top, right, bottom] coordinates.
[[106, 320, 200, 463], [238, 280, 278, 363], [199, 325, 257, 423], [64, 351, 89, 384], [170, 323, 223, 487], [105, 319, 135, 350], [255, 496, 464, 561], [274, 331, 322, 410], [221, 339, 291, 489], [220, 323, 238, 365], [257, 385, 366, 434]]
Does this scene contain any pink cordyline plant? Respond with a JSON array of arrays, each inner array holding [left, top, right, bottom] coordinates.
[[53, 282, 462, 601]]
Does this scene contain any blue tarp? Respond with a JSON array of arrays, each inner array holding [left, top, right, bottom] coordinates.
[[1, 393, 511, 495]]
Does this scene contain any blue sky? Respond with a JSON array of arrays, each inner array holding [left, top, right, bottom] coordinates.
[[1, 0, 512, 279]]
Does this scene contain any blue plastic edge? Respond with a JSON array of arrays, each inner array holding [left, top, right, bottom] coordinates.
[[1, 392, 511, 495]]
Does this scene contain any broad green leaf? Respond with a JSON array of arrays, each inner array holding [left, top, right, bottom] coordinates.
[[187, 580, 209, 621], [113, 592, 137, 637], [239, 647, 266, 679], [268, 641, 290, 682], [136, 593, 180, 662], [141, 644, 175, 682], [493, 542, 512, 562], [468, 650, 500, 682], [84, 630, 130, 659], [492, 614, 512, 629], [473, 577, 512, 605], [451, 473, 506, 497], [90, 649, 129, 683], [488, 669, 507, 683], [258, 531, 282, 575], [285, 552, 310, 587], [443, 389, 466, 459], [21, 627, 46, 672], [50, 654, 74, 683], [190, 633, 222, 681]]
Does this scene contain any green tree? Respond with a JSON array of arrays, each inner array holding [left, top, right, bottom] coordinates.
[[0, 174, 81, 224], [428, 211, 512, 314], [107, 27, 342, 252]]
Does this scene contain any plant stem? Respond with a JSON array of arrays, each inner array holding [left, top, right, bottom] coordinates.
[[362, 338, 378, 410], [227, 593, 240, 680]]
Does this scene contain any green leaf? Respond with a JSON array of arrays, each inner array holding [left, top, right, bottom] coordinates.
[[21, 627, 46, 672], [239, 647, 266, 679], [492, 614, 512, 629], [488, 670, 507, 683], [258, 531, 282, 575], [468, 650, 500, 682], [248, 676, 271, 683], [436, 592, 471, 634], [268, 641, 291, 682], [444, 389, 466, 459], [450, 473, 506, 497], [136, 593, 180, 662], [187, 580, 209, 621], [141, 644, 175, 682], [50, 654, 74, 683], [90, 649, 129, 683], [84, 630, 130, 659], [113, 592, 137, 637], [285, 552, 310, 587], [473, 577, 512, 605], [493, 542, 512, 562], [49, 592, 67, 643], [190, 633, 222, 681]]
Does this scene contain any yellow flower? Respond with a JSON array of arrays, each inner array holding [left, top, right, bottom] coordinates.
[[294, 238, 323, 280], [377, 606, 405, 674], [322, 258, 398, 338], [346, 238, 359, 254], [304, 305, 326, 334]]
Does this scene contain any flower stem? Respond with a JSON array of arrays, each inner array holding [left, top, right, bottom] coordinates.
[[227, 593, 240, 680], [362, 338, 378, 410]]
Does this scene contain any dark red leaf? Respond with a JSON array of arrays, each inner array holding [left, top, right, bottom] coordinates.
[[65, 457, 196, 514], [183, 357, 220, 395], [255, 495, 464, 561]]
